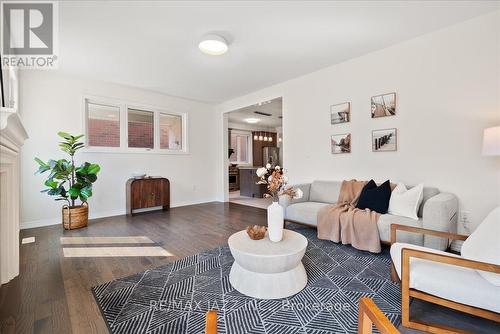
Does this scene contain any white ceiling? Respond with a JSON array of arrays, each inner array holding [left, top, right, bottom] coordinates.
[[228, 98, 282, 128], [58, 1, 499, 103]]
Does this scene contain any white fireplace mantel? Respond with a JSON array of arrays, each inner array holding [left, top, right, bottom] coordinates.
[[1, 108, 28, 149], [0, 107, 28, 285]]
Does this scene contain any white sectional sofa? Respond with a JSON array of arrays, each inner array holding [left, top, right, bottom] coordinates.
[[279, 180, 458, 250]]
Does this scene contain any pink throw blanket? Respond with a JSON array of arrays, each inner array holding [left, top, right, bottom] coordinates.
[[317, 180, 382, 253]]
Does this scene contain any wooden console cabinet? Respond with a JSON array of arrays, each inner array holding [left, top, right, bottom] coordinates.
[[126, 177, 170, 216]]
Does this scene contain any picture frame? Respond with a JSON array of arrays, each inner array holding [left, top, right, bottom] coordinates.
[[371, 92, 396, 118], [331, 133, 351, 154], [330, 102, 350, 124], [372, 128, 397, 152]]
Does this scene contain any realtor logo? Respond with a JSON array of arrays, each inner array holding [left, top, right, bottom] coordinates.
[[1, 1, 58, 68]]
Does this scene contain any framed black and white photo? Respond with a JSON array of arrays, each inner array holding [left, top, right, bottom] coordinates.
[[371, 92, 396, 118], [331, 133, 351, 154], [330, 102, 350, 124], [372, 128, 397, 152]]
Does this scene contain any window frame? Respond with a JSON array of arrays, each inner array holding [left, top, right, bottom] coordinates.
[[158, 111, 184, 151], [82, 95, 188, 154], [84, 100, 122, 148], [229, 130, 253, 165], [126, 107, 155, 151]]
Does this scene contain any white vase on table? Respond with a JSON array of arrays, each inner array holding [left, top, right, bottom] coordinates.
[[267, 201, 284, 242]]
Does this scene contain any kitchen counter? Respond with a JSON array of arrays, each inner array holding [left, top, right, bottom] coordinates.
[[239, 167, 266, 198]]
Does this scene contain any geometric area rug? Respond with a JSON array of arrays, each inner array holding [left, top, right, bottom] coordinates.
[[92, 224, 401, 334]]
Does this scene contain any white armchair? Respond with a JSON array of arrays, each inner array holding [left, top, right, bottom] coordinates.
[[390, 207, 500, 332]]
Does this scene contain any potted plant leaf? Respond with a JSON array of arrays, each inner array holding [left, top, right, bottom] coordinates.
[[35, 132, 101, 230]]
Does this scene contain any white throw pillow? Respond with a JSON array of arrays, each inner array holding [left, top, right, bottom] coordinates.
[[388, 183, 424, 220], [461, 206, 500, 286]]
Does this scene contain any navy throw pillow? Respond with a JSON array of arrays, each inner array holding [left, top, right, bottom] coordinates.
[[356, 179, 392, 214]]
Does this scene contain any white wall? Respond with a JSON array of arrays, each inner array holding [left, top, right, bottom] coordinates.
[[217, 11, 500, 232], [19, 71, 218, 229]]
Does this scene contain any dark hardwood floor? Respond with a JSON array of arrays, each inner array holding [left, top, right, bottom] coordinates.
[[0, 202, 497, 334], [0, 202, 264, 334]]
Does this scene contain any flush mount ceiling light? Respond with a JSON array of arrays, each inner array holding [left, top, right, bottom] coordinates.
[[244, 118, 260, 124], [256, 100, 272, 106], [198, 34, 228, 56]]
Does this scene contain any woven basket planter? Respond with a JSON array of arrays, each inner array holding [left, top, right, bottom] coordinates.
[[62, 203, 88, 230]]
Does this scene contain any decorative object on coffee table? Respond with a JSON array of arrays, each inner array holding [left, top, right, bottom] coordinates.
[[35, 132, 101, 230], [228, 229, 308, 299], [256, 165, 303, 242], [267, 201, 284, 241], [246, 225, 267, 240]]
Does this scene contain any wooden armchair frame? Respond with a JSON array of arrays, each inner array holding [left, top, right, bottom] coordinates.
[[389, 224, 468, 282], [206, 299, 399, 334], [390, 224, 500, 333], [205, 310, 217, 334], [358, 297, 400, 334]]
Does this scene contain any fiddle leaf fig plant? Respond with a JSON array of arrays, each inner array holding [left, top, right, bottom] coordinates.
[[35, 132, 101, 207]]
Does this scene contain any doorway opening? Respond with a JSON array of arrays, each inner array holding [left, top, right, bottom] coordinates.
[[225, 97, 283, 209]]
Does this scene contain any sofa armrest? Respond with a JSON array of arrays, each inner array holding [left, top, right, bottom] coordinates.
[[390, 224, 468, 245], [279, 183, 311, 209], [422, 192, 458, 250]]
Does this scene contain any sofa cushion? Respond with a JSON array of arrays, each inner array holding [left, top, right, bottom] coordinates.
[[388, 183, 423, 220], [461, 206, 500, 286], [356, 180, 392, 214], [377, 214, 423, 244], [391, 242, 500, 313], [310, 181, 342, 204], [285, 202, 330, 226]]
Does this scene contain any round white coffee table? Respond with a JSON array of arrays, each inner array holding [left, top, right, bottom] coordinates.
[[228, 229, 308, 299]]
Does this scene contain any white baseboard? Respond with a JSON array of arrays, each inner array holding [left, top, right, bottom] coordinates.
[[20, 218, 61, 230], [20, 209, 125, 230], [20, 199, 218, 230], [171, 198, 219, 207]]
